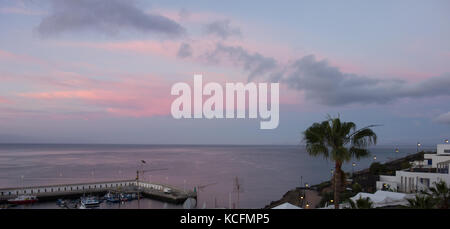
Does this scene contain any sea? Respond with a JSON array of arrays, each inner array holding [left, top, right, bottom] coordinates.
[[0, 144, 434, 209]]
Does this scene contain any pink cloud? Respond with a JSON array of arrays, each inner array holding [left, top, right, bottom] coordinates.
[[57, 40, 181, 60], [0, 96, 10, 104], [0, 49, 50, 66], [18, 74, 174, 118], [148, 9, 227, 24]]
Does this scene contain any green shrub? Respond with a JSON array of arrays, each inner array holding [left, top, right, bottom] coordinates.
[[369, 162, 387, 175], [352, 183, 362, 193]]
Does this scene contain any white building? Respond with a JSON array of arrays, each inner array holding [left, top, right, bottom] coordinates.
[[376, 144, 450, 193]]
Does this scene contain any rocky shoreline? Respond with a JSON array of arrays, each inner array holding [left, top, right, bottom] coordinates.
[[264, 151, 429, 209]]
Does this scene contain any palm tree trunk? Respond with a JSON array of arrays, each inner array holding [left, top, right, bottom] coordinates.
[[334, 161, 342, 209]]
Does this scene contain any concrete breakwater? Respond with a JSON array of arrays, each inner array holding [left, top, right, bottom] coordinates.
[[0, 179, 196, 204]]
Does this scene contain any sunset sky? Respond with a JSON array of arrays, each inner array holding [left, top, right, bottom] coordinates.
[[0, 0, 449, 145]]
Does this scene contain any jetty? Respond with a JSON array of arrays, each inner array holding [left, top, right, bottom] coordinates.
[[0, 179, 196, 204]]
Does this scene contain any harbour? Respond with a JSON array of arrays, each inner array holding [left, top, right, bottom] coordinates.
[[0, 178, 197, 208], [0, 144, 430, 209]]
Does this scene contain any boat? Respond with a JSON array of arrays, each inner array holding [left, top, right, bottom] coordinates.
[[104, 192, 136, 203], [57, 199, 66, 206], [7, 195, 38, 205], [105, 192, 120, 203], [80, 196, 100, 208]]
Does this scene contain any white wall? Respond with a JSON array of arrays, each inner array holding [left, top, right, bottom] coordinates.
[[424, 153, 450, 168], [437, 144, 450, 155]]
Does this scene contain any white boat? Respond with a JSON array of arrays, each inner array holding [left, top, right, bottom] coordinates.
[[79, 196, 100, 209]]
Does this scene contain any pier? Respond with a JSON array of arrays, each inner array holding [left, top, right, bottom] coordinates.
[[0, 179, 196, 204]]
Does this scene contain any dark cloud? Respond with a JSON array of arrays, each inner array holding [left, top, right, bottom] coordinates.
[[203, 43, 450, 106], [36, 0, 184, 37], [282, 55, 404, 105], [282, 55, 450, 105], [204, 43, 277, 81], [177, 43, 192, 58], [204, 20, 241, 39]]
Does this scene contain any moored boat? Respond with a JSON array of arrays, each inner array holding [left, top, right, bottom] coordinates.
[[7, 195, 38, 205], [80, 196, 100, 208]]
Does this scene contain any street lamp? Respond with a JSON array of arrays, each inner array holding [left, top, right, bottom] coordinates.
[[373, 156, 377, 161], [395, 148, 399, 153], [417, 142, 421, 153], [305, 183, 309, 188], [445, 139, 449, 144], [300, 176, 303, 188], [20, 175, 24, 193], [352, 162, 356, 174]]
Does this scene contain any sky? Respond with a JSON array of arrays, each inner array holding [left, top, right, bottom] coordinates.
[[0, 0, 449, 145]]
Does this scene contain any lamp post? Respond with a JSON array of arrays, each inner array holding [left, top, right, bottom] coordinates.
[[300, 195, 304, 207], [373, 156, 377, 161], [417, 142, 421, 153], [300, 176, 303, 188], [20, 175, 24, 194], [445, 139, 449, 144], [352, 162, 356, 174]]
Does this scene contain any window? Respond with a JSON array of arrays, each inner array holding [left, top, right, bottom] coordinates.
[[420, 178, 430, 187], [444, 149, 450, 153]]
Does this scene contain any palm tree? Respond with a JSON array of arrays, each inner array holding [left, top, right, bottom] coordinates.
[[407, 195, 436, 209], [427, 180, 450, 209], [348, 197, 373, 209], [303, 116, 378, 209]]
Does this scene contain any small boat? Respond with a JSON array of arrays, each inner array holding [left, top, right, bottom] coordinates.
[[7, 195, 38, 205], [80, 196, 100, 208], [57, 199, 66, 206], [104, 192, 121, 203], [107, 196, 120, 203]]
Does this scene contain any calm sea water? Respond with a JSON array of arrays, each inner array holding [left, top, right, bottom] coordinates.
[[0, 144, 433, 209]]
